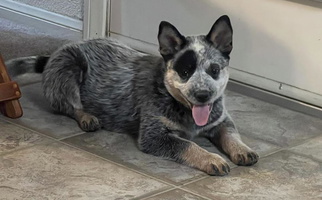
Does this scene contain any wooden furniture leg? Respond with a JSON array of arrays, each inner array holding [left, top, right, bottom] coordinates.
[[0, 55, 23, 118]]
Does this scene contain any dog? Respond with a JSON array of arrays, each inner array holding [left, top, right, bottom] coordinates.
[[7, 15, 259, 175]]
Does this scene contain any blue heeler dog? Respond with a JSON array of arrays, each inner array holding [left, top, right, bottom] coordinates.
[[7, 15, 259, 175]]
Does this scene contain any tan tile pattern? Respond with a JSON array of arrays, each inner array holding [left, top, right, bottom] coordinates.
[[143, 189, 208, 200], [0, 142, 169, 200], [63, 130, 206, 184], [0, 119, 51, 154], [183, 151, 322, 200], [289, 135, 322, 162], [5, 83, 84, 139], [1, 83, 321, 199], [226, 90, 322, 147]]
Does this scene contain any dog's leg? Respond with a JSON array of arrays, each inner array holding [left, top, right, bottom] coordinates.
[[73, 109, 100, 132], [43, 78, 100, 132], [42, 49, 101, 132], [138, 116, 230, 176], [207, 116, 259, 166]]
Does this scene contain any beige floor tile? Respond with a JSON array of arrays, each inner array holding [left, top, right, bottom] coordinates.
[[226, 90, 322, 147], [63, 130, 207, 184], [143, 189, 207, 200], [0, 142, 169, 200], [289, 135, 322, 162], [63, 128, 278, 185], [0, 119, 51, 154], [183, 151, 322, 200], [5, 83, 84, 139]]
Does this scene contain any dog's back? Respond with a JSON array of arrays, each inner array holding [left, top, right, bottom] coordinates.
[[42, 38, 164, 133], [80, 39, 164, 133]]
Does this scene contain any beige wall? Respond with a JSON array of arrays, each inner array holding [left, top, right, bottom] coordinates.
[[110, 0, 322, 106], [13, 0, 84, 20]]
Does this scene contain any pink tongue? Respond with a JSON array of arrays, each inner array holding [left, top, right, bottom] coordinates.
[[192, 105, 211, 126]]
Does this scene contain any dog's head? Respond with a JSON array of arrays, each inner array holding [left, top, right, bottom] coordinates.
[[158, 15, 233, 126]]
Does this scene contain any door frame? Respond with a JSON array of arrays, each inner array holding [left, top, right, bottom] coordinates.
[[83, 0, 109, 39]]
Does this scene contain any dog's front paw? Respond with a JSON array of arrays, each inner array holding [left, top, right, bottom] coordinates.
[[230, 148, 259, 166], [182, 143, 230, 176], [79, 113, 100, 132], [205, 154, 230, 176]]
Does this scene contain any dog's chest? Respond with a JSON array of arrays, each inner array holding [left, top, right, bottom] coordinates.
[[176, 116, 210, 138]]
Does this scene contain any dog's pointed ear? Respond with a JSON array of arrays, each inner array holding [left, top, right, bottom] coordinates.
[[206, 15, 233, 57], [158, 21, 186, 60]]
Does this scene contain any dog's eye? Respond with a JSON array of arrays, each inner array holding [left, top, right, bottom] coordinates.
[[208, 64, 221, 79], [173, 50, 197, 81], [182, 69, 189, 78], [177, 65, 193, 81]]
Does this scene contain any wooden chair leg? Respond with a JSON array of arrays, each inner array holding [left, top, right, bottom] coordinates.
[[0, 55, 23, 118]]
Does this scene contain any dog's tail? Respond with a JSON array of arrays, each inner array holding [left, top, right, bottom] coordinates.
[[5, 55, 50, 78]]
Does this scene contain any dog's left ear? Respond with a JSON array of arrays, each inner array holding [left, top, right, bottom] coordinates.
[[158, 21, 186, 61], [206, 15, 233, 57]]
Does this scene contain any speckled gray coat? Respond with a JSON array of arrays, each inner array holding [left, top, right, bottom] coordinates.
[[7, 15, 259, 175]]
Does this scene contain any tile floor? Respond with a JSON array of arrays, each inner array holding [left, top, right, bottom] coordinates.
[[1, 81, 322, 200]]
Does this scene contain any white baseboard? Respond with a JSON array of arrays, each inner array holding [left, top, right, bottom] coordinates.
[[228, 68, 322, 107], [0, 0, 82, 41], [110, 32, 322, 107]]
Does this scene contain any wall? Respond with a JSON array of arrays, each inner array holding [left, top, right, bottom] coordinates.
[[13, 0, 83, 20], [0, 0, 83, 40], [110, 0, 322, 107]]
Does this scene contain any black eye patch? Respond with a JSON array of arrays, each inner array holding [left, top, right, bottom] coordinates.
[[173, 50, 197, 81], [207, 63, 221, 79]]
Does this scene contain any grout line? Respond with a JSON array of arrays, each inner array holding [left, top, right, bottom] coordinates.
[[134, 176, 215, 200], [180, 174, 209, 187], [278, 134, 322, 152], [0, 118, 181, 192], [284, 134, 322, 162], [132, 188, 176, 200], [0, 118, 75, 157], [0, 118, 58, 141], [251, 134, 322, 162], [0, 117, 76, 141], [3, 120, 320, 200], [0, 117, 253, 187], [179, 187, 213, 200], [3, 118, 321, 198], [57, 139, 178, 187], [57, 131, 86, 141], [0, 120, 178, 188], [255, 147, 322, 166], [0, 139, 54, 157], [137, 185, 214, 200], [237, 131, 322, 162], [285, 149, 322, 164], [1, 118, 227, 200], [286, 134, 322, 149], [0, 117, 225, 189], [1, 116, 86, 142]]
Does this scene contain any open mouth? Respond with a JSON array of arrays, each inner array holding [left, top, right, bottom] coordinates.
[[177, 91, 213, 126], [192, 103, 213, 126]]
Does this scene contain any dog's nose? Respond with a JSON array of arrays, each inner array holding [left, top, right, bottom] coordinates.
[[194, 90, 211, 103]]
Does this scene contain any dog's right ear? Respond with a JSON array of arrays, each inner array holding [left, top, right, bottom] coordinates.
[[158, 21, 186, 61]]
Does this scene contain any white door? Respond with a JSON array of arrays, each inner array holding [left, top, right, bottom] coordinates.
[[108, 0, 322, 107]]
